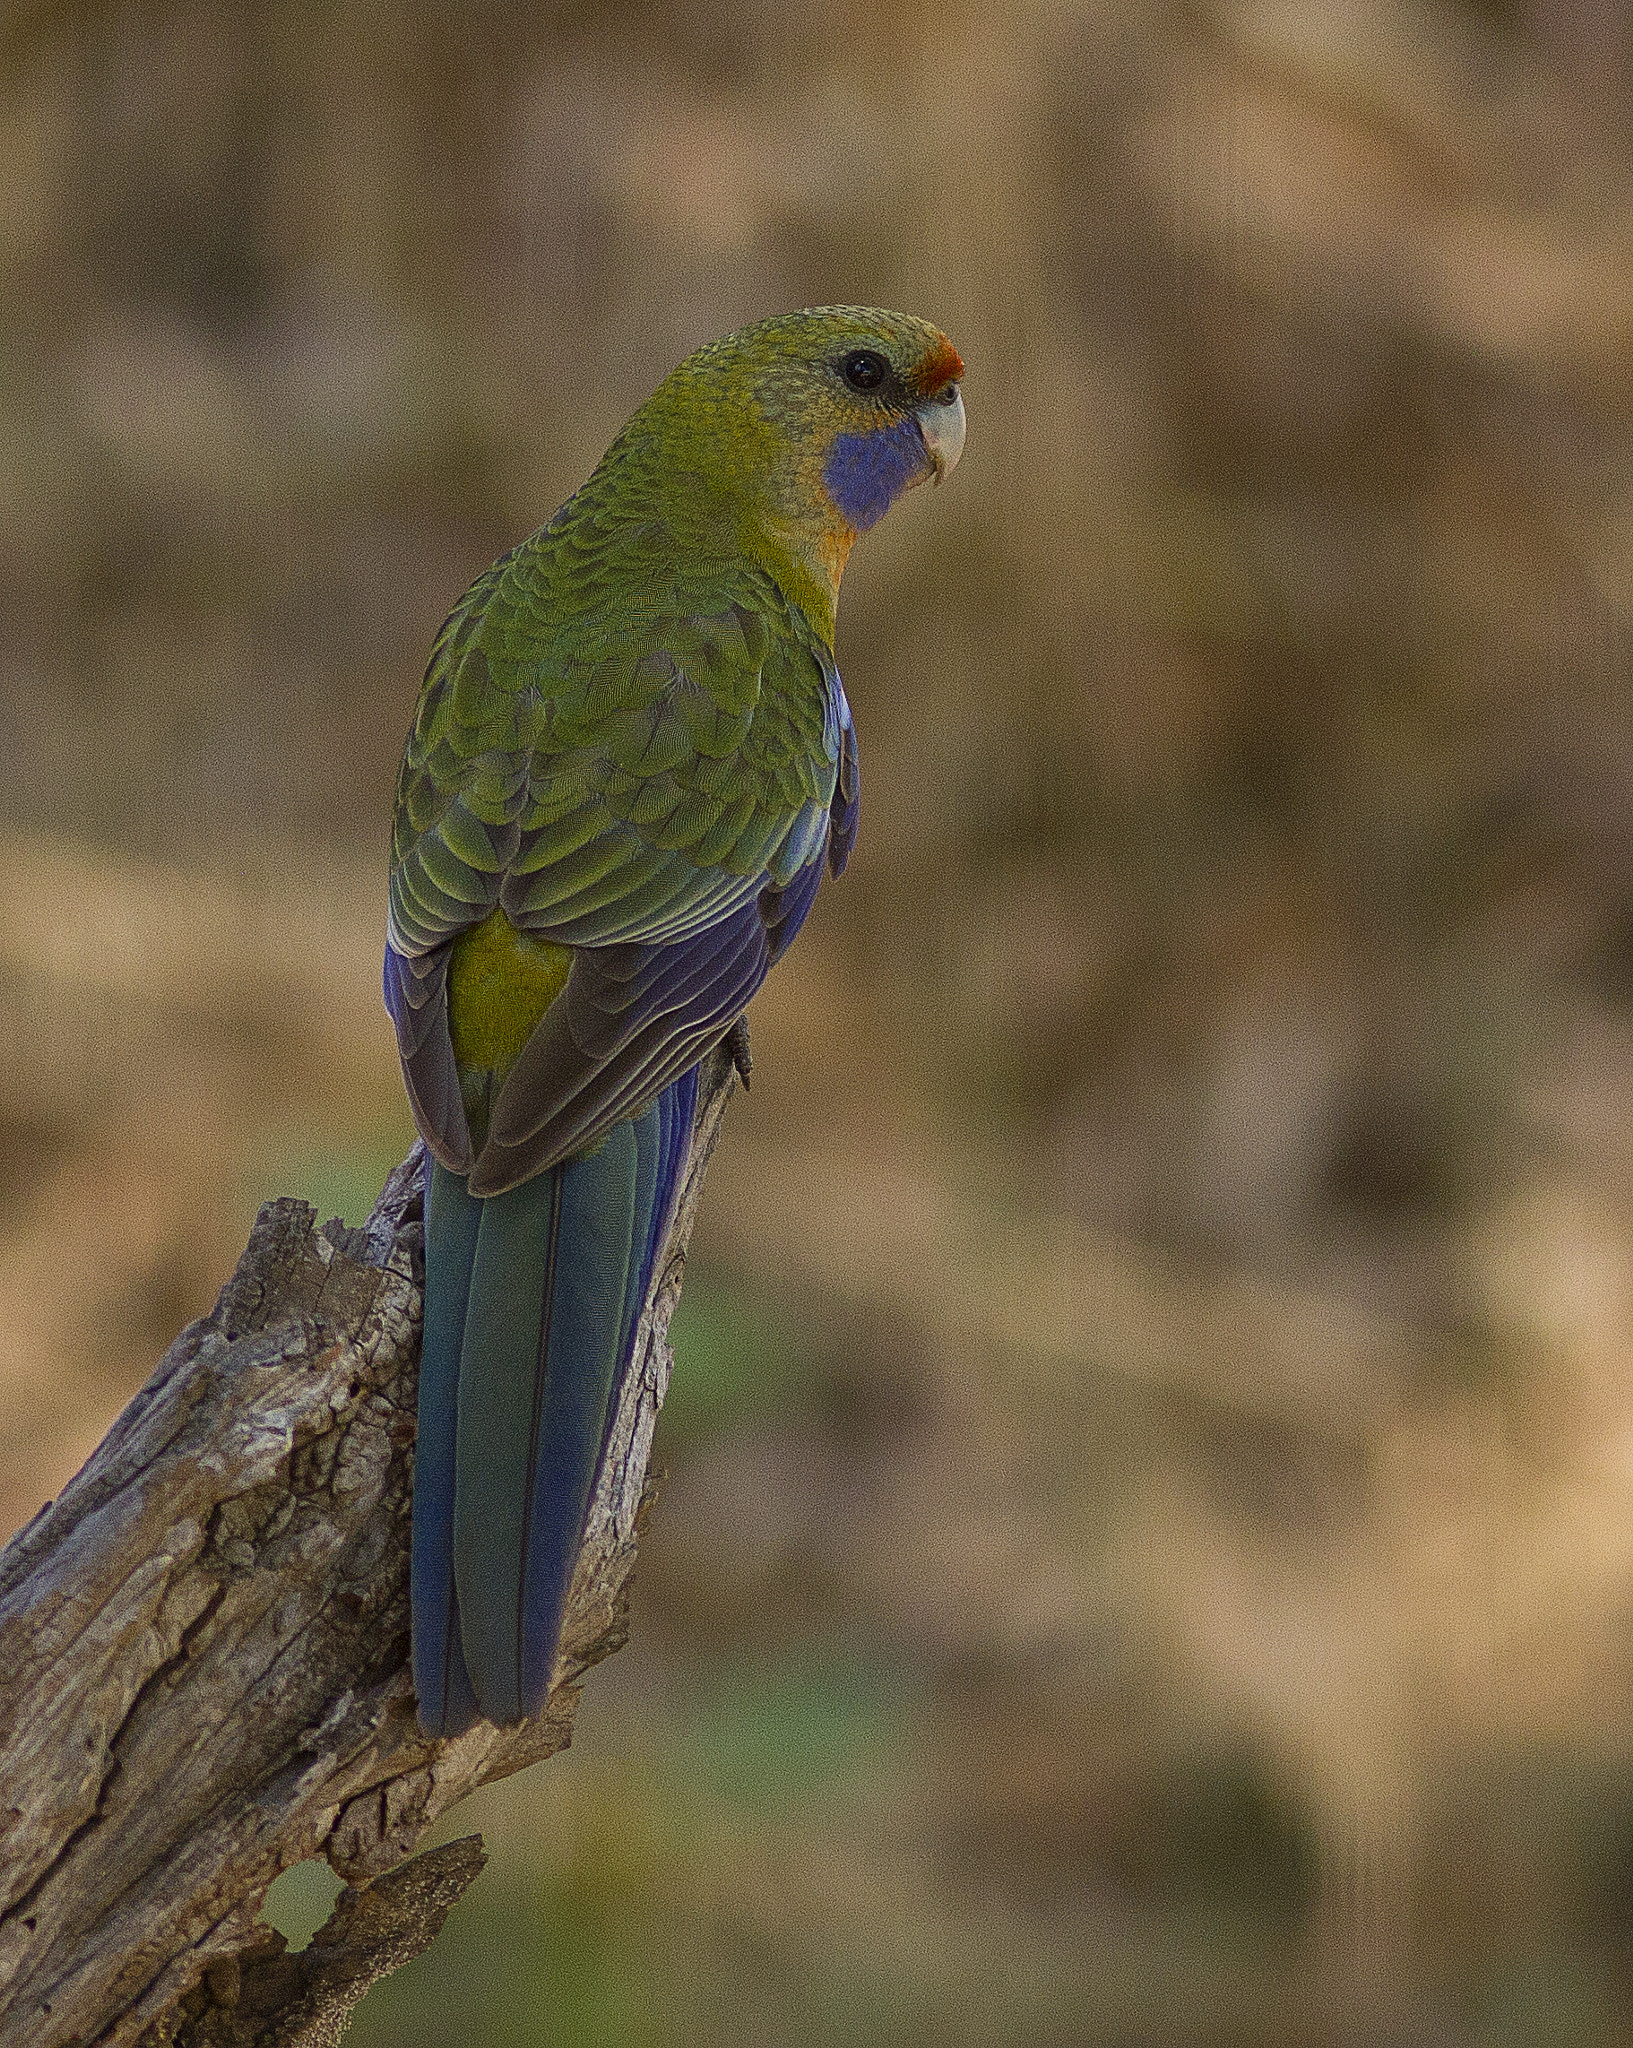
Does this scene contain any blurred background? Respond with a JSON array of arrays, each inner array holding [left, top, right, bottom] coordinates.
[[7, 0, 1633, 2039]]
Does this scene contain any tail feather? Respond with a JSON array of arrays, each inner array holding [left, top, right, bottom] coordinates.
[[412, 1162, 484, 1736], [412, 1067, 699, 1736]]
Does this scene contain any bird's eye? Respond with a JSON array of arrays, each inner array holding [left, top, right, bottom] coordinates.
[[842, 350, 888, 392]]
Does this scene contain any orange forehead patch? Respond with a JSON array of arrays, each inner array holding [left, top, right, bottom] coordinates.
[[910, 337, 964, 396]]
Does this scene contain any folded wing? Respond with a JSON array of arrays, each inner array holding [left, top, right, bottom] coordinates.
[[385, 531, 853, 1187]]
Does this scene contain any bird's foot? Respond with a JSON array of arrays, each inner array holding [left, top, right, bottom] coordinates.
[[725, 1014, 752, 1089]]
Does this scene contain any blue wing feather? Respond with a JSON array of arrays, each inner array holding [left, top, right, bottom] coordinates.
[[472, 890, 772, 1194]]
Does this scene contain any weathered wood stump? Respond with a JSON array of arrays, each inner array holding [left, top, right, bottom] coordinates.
[[0, 1049, 737, 2047]]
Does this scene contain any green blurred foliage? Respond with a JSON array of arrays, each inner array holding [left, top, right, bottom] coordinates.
[[657, 1270, 804, 1447], [246, 1120, 416, 1231]]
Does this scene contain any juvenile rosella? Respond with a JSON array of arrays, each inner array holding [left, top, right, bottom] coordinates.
[[386, 306, 965, 1735]]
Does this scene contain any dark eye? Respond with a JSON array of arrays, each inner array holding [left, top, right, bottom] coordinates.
[[842, 350, 888, 392]]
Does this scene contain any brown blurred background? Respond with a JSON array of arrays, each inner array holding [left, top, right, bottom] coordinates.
[[8, 0, 1633, 2039]]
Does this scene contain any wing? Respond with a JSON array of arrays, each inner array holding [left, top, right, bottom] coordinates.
[[385, 519, 853, 1182], [385, 555, 525, 1169], [469, 849, 831, 1193]]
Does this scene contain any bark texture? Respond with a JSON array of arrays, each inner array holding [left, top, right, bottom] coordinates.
[[0, 1050, 737, 2048]]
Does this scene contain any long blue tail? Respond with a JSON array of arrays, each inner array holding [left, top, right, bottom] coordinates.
[[412, 1067, 699, 1736]]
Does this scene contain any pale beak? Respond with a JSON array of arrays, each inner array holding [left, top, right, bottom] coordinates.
[[914, 383, 965, 482]]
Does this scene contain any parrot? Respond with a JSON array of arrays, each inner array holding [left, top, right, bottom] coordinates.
[[384, 305, 965, 1737]]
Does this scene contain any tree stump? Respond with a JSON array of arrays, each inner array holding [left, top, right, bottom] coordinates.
[[0, 1049, 738, 2047]]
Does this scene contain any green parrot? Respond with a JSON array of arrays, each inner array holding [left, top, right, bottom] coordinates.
[[386, 306, 965, 1735]]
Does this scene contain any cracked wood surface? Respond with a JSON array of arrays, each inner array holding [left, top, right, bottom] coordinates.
[[0, 1049, 736, 2048]]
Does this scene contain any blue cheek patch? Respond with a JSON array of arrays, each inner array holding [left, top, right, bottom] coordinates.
[[823, 416, 929, 530]]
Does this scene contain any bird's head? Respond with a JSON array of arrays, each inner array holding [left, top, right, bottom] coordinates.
[[614, 305, 965, 636]]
